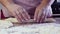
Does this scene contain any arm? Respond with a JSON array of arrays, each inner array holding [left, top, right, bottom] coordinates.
[[37, 0, 50, 10], [34, 0, 50, 22], [0, 0, 14, 8], [0, 0, 30, 23], [0, 0, 10, 7]]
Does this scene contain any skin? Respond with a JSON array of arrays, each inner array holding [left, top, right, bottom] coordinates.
[[0, 0, 30, 23], [0, 0, 50, 23], [34, 0, 50, 22]]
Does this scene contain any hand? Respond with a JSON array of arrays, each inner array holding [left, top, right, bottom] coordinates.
[[6, 4, 30, 23], [34, 7, 47, 23]]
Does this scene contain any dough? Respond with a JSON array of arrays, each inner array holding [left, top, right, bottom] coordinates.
[[0, 20, 13, 29], [23, 19, 36, 23], [5, 18, 56, 23], [44, 18, 56, 23], [5, 18, 35, 23], [5, 18, 18, 23]]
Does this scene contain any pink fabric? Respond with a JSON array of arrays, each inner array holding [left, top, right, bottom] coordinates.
[[13, 0, 42, 10], [13, 0, 54, 17]]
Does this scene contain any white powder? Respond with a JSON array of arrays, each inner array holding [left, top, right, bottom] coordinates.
[[2, 23, 60, 34]]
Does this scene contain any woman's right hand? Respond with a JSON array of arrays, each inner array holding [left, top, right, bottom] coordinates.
[[6, 4, 30, 23]]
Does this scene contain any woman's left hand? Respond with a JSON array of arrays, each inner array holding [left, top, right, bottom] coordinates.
[[34, 7, 46, 23]]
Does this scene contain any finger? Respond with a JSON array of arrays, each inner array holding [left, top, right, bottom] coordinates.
[[17, 8, 28, 20], [39, 13, 45, 23], [36, 10, 43, 22], [41, 11, 48, 22], [23, 9, 30, 19], [37, 12, 43, 22], [39, 11, 47, 23], [14, 11, 24, 23], [15, 16, 22, 23], [40, 14, 46, 23], [34, 9, 39, 21], [18, 8, 30, 20]]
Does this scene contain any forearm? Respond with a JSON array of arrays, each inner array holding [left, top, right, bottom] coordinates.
[[0, 0, 13, 8], [37, 0, 50, 9]]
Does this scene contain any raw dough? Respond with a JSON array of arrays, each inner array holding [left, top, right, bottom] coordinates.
[[23, 19, 36, 23], [44, 18, 56, 23], [5, 18, 35, 23], [0, 20, 13, 29], [5, 18, 18, 23], [5, 18, 56, 23]]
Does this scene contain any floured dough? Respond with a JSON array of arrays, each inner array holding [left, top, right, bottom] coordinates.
[[0, 20, 13, 29], [5, 18, 18, 23], [5, 18, 56, 23], [5, 18, 35, 23], [23, 19, 36, 23], [44, 18, 56, 23]]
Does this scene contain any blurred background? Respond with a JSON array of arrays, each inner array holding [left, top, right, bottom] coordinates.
[[51, 0, 60, 17]]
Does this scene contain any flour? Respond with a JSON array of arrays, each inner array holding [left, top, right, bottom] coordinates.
[[0, 23, 59, 34], [0, 20, 13, 29]]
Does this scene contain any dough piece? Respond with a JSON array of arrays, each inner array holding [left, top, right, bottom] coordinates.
[[5, 18, 18, 23], [44, 18, 56, 23], [5, 18, 35, 23], [5, 18, 56, 24], [23, 19, 36, 23], [0, 20, 13, 29]]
